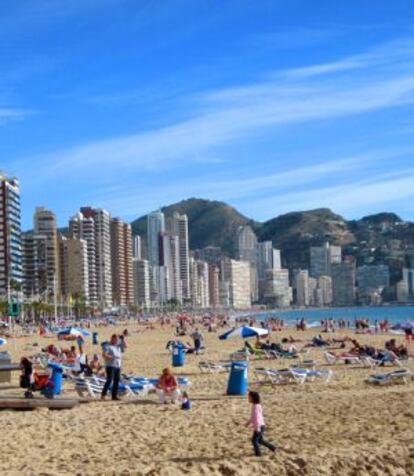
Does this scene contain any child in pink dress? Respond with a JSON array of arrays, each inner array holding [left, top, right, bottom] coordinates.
[[246, 391, 276, 456]]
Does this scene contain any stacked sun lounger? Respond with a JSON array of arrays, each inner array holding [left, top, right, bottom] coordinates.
[[366, 369, 412, 385], [199, 361, 231, 373], [254, 367, 332, 385]]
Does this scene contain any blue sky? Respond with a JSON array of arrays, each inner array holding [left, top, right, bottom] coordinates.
[[2, 0, 414, 229]]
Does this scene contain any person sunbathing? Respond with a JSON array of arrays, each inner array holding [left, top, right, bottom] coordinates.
[[156, 368, 180, 404], [385, 339, 408, 359]]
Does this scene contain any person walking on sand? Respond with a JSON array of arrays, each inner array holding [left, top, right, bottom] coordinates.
[[246, 391, 276, 456], [191, 328, 203, 355], [101, 334, 122, 401]]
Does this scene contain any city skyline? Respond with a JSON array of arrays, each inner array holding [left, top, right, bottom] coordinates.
[[1, 2, 414, 228]]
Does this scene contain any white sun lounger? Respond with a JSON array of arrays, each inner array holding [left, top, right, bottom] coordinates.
[[199, 361, 231, 373], [254, 367, 308, 385], [366, 369, 412, 385], [324, 352, 361, 366]]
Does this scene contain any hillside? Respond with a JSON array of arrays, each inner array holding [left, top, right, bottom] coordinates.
[[258, 208, 355, 269], [130, 198, 413, 283], [131, 198, 256, 256]]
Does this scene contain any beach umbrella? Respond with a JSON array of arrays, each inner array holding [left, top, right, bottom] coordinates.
[[178, 315, 190, 321], [219, 325, 268, 340], [57, 327, 90, 338], [391, 321, 414, 331], [0, 337, 7, 345]]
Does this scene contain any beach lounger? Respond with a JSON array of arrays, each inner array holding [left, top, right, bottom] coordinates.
[[254, 367, 308, 385], [289, 367, 333, 384], [199, 361, 231, 373], [361, 354, 403, 368], [291, 359, 318, 369], [324, 352, 361, 366], [71, 376, 150, 399], [366, 369, 412, 385]]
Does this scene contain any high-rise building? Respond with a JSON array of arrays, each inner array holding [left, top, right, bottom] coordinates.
[[296, 270, 309, 306], [111, 218, 134, 306], [0, 173, 23, 297], [59, 236, 89, 305], [221, 258, 251, 309], [22, 233, 47, 298], [402, 268, 414, 297], [236, 226, 257, 262], [33, 207, 60, 298], [317, 275, 333, 306], [159, 232, 181, 303], [198, 246, 222, 265], [310, 242, 342, 278], [208, 265, 220, 308], [357, 265, 390, 301], [147, 210, 165, 266], [133, 258, 151, 308], [69, 211, 98, 305], [331, 262, 356, 306], [235, 226, 258, 303], [264, 268, 292, 307], [133, 235, 142, 259], [70, 207, 112, 308], [257, 242, 282, 301], [196, 260, 210, 308], [173, 213, 190, 300], [396, 280, 409, 302]]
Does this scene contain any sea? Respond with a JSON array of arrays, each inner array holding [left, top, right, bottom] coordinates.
[[253, 305, 414, 327]]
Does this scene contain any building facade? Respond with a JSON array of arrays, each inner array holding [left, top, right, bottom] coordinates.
[[0, 173, 23, 297]]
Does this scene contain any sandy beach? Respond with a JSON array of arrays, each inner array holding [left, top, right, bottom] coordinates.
[[0, 323, 413, 476]]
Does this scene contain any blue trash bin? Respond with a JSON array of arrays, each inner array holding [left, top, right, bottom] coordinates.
[[92, 332, 98, 345], [48, 362, 63, 396], [172, 343, 185, 367], [227, 361, 248, 395]]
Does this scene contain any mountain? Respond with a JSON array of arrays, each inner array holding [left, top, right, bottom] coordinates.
[[258, 208, 355, 269], [131, 198, 257, 256], [130, 198, 412, 283]]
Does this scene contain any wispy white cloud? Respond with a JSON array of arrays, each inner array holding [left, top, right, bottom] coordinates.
[[243, 168, 414, 219], [19, 36, 414, 178]]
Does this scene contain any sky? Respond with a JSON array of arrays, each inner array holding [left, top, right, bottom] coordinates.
[[2, 0, 414, 229]]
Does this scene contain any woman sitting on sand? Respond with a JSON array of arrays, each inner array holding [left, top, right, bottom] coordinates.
[[156, 368, 180, 404]]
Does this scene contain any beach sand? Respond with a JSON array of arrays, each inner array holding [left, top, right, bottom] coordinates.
[[0, 324, 413, 476]]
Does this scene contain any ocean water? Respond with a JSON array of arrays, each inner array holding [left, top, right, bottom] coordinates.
[[255, 305, 414, 326]]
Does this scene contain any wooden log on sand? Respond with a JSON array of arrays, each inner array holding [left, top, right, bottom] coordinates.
[[0, 396, 79, 410]]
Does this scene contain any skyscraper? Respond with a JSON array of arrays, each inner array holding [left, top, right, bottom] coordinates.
[[173, 212, 190, 300], [147, 210, 165, 266], [133, 235, 142, 259], [0, 173, 22, 297], [264, 269, 292, 308], [331, 262, 356, 306], [158, 232, 176, 303], [133, 258, 151, 308], [22, 233, 47, 298], [70, 207, 112, 308], [221, 258, 251, 309], [111, 218, 134, 306], [69, 211, 98, 305], [33, 207, 60, 297], [310, 242, 342, 278], [59, 236, 89, 305], [257, 242, 282, 300], [208, 265, 220, 308], [235, 226, 258, 302], [296, 270, 309, 306]]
